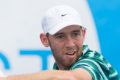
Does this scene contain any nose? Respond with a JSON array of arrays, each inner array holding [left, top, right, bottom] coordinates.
[[65, 36, 75, 47]]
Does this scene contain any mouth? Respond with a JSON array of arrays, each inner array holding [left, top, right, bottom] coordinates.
[[65, 50, 76, 55]]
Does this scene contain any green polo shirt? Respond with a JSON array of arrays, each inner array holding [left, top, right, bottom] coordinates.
[[53, 45, 120, 80]]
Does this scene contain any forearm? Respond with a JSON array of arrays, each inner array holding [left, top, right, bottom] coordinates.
[[6, 72, 49, 80], [6, 70, 76, 80], [6, 73, 39, 80]]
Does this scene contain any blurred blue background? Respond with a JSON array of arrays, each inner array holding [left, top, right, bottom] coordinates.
[[88, 0, 120, 73]]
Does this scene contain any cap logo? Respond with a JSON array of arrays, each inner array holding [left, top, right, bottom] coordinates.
[[61, 14, 67, 17]]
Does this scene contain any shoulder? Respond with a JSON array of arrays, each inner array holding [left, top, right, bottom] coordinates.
[[71, 46, 120, 80]]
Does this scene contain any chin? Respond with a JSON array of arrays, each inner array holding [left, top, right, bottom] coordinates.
[[64, 60, 76, 67]]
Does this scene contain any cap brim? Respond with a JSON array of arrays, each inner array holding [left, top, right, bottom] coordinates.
[[48, 21, 82, 35]]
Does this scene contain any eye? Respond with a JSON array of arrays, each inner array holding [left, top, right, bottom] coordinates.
[[54, 33, 65, 40], [72, 32, 81, 37], [56, 35, 64, 39]]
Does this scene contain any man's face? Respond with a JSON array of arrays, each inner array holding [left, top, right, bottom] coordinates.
[[47, 25, 86, 69]]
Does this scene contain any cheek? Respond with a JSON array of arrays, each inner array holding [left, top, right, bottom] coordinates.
[[51, 44, 65, 61], [50, 41, 64, 53], [75, 40, 84, 47]]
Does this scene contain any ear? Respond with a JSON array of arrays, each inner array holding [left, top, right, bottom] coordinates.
[[82, 28, 86, 40], [40, 33, 49, 47]]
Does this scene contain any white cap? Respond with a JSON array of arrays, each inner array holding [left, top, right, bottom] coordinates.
[[41, 5, 83, 35]]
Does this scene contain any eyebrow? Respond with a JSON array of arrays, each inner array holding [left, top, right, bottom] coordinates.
[[72, 30, 81, 33], [54, 33, 64, 37], [54, 30, 81, 36]]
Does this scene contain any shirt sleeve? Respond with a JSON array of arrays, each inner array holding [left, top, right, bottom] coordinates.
[[71, 57, 110, 80]]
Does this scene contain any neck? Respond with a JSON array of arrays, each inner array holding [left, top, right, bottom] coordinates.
[[57, 64, 70, 70]]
